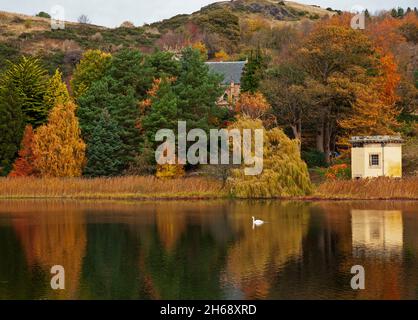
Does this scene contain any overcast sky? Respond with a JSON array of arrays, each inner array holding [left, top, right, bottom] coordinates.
[[0, 0, 416, 27]]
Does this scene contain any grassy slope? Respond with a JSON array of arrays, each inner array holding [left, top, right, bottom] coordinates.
[[0, 1, 333, 67]]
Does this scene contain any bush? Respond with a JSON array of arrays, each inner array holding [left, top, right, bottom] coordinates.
[[36, 11, 51, 19], [302, 149, 327, 168], [156, 163, 185, 179], [24, 20, 32, 29], [325, 164, 351, 180]]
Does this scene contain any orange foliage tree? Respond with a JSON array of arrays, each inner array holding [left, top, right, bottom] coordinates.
[[234, 92, 271, 119], [338, 53, 401, 138], [32, 102, 86, 177], [9, 125, 38, 177]]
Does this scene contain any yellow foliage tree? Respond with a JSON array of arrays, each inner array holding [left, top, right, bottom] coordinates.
[[156, 163, 185, 179], [192, 41, 208, 60], [44, 69, 71, 110], [32, 102, 86, 177], [227, 117, 313, 198], [70, 49, 111, 99], [214, 50, 229, 62]]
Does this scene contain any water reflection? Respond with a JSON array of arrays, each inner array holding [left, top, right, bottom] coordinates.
[[352, 210, 403, 258], [0, 200, 417, 300]]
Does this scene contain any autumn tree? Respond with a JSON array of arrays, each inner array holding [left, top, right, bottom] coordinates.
[[9, 125, 37, 177], [32, 102, 86, 177], [339, 53, 401, 139], [214, 50, 229, 61], [234, 92, 271, 119], [70, 49, 111, 99], [227, 117, 313, 198], [44, 69, 71, 110], [296, 25, 379, 162], [192, 41, 208, 60]]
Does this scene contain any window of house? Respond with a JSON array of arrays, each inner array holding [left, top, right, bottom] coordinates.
[[369, 154, 380, 167]]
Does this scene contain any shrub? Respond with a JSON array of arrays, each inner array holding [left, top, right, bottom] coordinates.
[[325, 163, 351, 180], [24, 20, 32, 29], [36, 12, 51, 19], [302, 149, 327, 168], [156, 163, 185, 179]]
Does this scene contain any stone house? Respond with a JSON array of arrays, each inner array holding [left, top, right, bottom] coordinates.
[[206, 61, 246, 109]]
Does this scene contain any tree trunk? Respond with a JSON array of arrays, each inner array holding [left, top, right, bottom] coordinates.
[[291, 118, 302, 151], [324, 123, 331, 164], [316, 122, 324, 153]]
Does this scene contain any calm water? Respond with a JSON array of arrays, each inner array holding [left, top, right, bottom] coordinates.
[[0, 200, 417, 300]]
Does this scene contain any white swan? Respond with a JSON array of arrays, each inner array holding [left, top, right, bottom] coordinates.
[[252, 216, 265, 227]]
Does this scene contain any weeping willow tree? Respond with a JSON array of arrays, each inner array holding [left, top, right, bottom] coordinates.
[[227, 117, 313, 198]]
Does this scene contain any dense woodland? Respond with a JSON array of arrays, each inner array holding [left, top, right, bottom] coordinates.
[[0, 1, 417, 197]]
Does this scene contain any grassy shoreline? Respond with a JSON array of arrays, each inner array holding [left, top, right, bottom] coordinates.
[[0, 176, 417, 201]]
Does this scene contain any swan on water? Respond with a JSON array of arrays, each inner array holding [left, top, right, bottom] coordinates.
[[252, 216, 265, 226]]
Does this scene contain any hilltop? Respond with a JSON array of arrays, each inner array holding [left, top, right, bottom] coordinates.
[[0, 1, 335, 75]]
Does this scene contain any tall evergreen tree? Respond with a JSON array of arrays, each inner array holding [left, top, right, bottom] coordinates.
[[241, 48, 265, 93], [0, 84, 25, 175], [104, 49, 154, 99], [174, 47, 225, 130], [84, 109, 124, 177], [0, 56, 48, 127], [77, 76, 139, 168], [141, 79, 179, 143]]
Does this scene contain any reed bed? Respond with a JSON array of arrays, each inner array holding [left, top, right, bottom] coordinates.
[[0, 176, 416, 200], [316, 177, 418, 200], [0, 176, 226, 200]]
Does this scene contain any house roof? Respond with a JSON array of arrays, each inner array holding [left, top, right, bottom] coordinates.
[[205, 61, 246, 85], [349, 135, 403, 145]]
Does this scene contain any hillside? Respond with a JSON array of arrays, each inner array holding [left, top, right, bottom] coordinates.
[[0, 0, 335, 75]]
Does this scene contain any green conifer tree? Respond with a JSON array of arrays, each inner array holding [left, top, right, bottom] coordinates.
[[84, 109, 124, 177], [241, 48, 265, 93], [0, 56, 48, 127], [0, 84, 28, 175], [174, 47, 226, 130]]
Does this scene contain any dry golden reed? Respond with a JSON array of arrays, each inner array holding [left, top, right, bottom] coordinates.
[[316, 177, 418, 200], [0, 176, 225, 199]]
